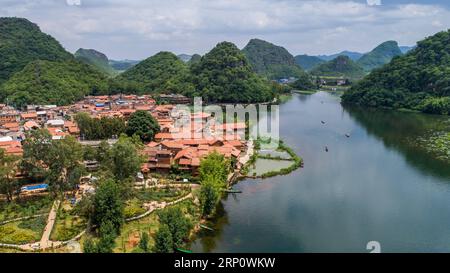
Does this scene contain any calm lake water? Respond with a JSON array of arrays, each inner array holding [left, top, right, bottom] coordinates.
[[191, 92, 450, 253]]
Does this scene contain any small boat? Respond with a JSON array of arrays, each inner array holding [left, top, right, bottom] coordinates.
[[175, 248, 193, 254], [224, 189, 242, 194], [345, 134, 351, 138], [200, 224, 214, 231], [321, 121, 326, 124], [325, 146, 329, 152]]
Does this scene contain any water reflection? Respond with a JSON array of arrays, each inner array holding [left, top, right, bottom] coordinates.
[[345, 106, 450, 180], [191, 92, 450, 253]]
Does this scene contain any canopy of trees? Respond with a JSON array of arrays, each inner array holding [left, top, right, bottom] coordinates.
[[356, 41, 403, 72], [0, 17, 73, 85], [114, 51, 194, 95], [342, 30, 450, 115], [75, 48, 117, 76], [242, 38, 306, 80], [125, 110, 160, 142], [294, 55, 326, 71], [198, 152, 230, 217], [188, 42, 274, 103], [310, 55, 365, 79], [0, 60, 108, 108], [75, 112, 126, 140]]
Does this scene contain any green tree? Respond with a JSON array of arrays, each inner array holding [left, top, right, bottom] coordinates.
[[158, 207, 193, 248], [125, 110, 160, 142], [0, 150, 20, 202], [75, 112, 125, 140], [199, 181, 219, 217], [107, 135, 143, 181], [83, 237, 98, 253], [95, 220, 118, 253], [138, 232, 150, 253], [91, 179, 124, 235], [21, 129, 53, 180], [153, 224, 174, 253], [198, 152, 230, 189], [46, 136, 84, 192]]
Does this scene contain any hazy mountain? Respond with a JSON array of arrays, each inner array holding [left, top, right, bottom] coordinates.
[[109, 59, 140, 72], [357, 41, 403, 71], [317, 51, 364, 62], [294, 55, 326, 71], [399, 46, 415, 54], [310, 55, 365, 79], [75, 48, 117, 76], [177, 54, 192, 63], [187, 54, 201, 65]]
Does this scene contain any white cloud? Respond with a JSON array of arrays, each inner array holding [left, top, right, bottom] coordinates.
[[1, 0, 450, 59]]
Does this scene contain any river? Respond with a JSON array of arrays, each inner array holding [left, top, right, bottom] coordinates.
[[191, 91, 450, 253]]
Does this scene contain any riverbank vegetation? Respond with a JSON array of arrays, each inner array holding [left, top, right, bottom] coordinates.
[[416, 132, 450, 162], [342, 30, 450, 115], [244, 138, 303, 178]]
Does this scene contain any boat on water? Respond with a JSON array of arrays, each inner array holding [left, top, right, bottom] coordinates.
[[200, 224, 214, 231]]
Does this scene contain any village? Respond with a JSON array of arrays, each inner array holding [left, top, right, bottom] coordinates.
[[0, 94, 250, 189], [0, 93, 258, 253]]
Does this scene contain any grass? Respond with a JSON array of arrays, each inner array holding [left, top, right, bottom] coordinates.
[[292, 90, 318, 95], [124, 198, 147, 219], [134, 187, 191, 203], [49, 200, 87, 242], [0, 196, 54, 222], [277, 94, 293, 104], [0, 215, 47, 244]]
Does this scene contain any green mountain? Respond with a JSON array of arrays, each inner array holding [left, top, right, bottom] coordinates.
[[109, 59, 140, 72], [187, 54, 201, 65], [0, 60, 108, 107], [189, 41, 273, 103], [310, 55, 365, 79], [294, 55, 326, 71], [357, 41, 403, 71], [115, 51, 193, 94], [317, 51, 363, 61], [0, 17, 73, 85], [242, 38, 305, 79], [75, 48, 117, 76], [342, 30, 450, 115]]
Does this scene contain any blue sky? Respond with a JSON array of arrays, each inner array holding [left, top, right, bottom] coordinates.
[[1, 0, 450, 59]]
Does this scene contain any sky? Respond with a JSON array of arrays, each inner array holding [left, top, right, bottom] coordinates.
[[1, 0, 450, 60]]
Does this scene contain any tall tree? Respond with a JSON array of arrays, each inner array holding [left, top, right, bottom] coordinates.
[[199, 181, 219, 217], [198, 152, 230, 189], [158, 207, 193, 248], [91, 178, 124, 235], [153, 224, 174, 253], [107, 135, 143, 181], [125, 110, 160, 142], [46, 136, 84, 192], [138, 232, 150, 253], [21, 129, 53, 180], [0, 150, 20, 202]]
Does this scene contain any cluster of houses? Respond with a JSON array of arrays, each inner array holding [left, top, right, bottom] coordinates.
[[0, 94, 249, 179]]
